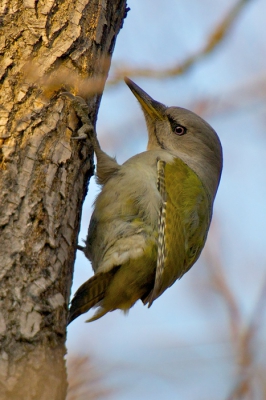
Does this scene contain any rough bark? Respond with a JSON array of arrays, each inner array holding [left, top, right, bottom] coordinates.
[[0, 0, 127, 399]]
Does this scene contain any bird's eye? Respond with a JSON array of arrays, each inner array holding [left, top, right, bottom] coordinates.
[[167, 116, 187, 136], [175, 125, 186, 136]]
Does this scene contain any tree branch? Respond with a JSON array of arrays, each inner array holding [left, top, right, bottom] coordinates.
[[108, 0, 252, 84]]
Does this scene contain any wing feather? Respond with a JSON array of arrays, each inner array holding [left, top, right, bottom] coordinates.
[[148, 160, 167, 306], [148, 157, 211, 307]]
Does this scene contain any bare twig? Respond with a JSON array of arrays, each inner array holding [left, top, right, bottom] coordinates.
[[190, 74, 266, 118], [203, 224, 241, 342], [204, 221, 266, 400], [226, 276, 266, 400], [67, 356, 113, 400], [108, 0, 253, 84]]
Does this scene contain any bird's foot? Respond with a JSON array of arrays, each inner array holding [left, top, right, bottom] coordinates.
[[60, 92, 96, 141]]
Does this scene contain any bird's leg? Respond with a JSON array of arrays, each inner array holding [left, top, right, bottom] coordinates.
[[60, 92, 96, 141], [61, 92, 120, 185]]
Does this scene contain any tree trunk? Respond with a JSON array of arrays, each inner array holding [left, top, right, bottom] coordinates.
[[0, 1, 127, 399]]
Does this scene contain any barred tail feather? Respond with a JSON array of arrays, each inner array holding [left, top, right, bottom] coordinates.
[[68, 267, 120, 324], [86, 307, 108, 323]]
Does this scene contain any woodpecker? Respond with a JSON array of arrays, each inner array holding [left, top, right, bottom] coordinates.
[[67, 78, 223, 323]]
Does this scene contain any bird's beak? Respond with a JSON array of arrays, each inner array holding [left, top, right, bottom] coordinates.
[[124, 77, 166, 121]]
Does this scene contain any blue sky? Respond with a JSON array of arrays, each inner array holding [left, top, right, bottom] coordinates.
[[67, 1, 266, 398]]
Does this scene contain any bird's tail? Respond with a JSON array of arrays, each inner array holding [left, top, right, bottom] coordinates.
[[68, 266, 120, 324]]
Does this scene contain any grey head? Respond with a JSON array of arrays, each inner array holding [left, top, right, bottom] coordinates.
[[124, 77, 223, 200]]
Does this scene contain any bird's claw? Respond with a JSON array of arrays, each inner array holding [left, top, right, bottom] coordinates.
[[60, 92, 95, 141]]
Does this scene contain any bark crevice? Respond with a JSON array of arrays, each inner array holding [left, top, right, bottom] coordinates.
[[0, 1, 127, 398]]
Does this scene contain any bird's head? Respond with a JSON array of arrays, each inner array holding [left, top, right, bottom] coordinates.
[[125, 77, 223, 198]]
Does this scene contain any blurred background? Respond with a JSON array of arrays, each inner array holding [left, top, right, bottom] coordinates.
[[67, 0, 266, 399]]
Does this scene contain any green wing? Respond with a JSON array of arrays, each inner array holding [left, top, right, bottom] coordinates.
[[148, 157, 211, 306]]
